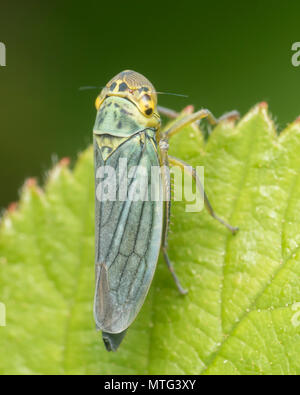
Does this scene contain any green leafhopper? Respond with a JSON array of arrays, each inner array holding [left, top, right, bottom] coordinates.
[[93, 70, 238, 351]]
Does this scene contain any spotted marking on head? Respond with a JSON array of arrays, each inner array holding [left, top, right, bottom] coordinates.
[[118, 82, 128, 92], [110, 82, 117, 91], [95, 70, 158, 119]]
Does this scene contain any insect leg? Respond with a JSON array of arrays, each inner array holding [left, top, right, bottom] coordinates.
[[162, 109, 219, 139], [158, 108, 238, 293], [168, 155, 239, 234], [161, 108, 239, 139], [218, 110, 240, 122], [163, 246, 188, 295], [159, 140, 188, 295], [157, 105, 179, 119]]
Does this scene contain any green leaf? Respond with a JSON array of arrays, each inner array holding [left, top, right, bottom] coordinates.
[[1, 104, 300, 375]]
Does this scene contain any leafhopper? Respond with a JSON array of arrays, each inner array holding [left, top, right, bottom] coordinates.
[[93, 70, 238, 351]]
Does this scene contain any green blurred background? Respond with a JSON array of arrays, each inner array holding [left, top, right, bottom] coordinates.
[[0, 0, 299, 209]]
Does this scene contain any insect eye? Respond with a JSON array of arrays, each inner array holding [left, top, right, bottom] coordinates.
[[140, 94, 154, 117]]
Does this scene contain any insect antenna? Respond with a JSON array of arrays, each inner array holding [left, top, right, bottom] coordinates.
[[79, 87, 188, 97], [79, 86, 105, 91], [155, 91, 189, 98]]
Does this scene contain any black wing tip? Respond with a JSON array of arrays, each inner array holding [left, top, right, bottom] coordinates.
[[102, 330, 127, 352]]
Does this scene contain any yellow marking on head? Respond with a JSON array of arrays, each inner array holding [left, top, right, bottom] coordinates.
[[95, 96, 102, 111], [95, 70, 158, 119]]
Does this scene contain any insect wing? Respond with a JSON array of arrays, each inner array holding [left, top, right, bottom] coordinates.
[[94, 133, 163, 333]]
